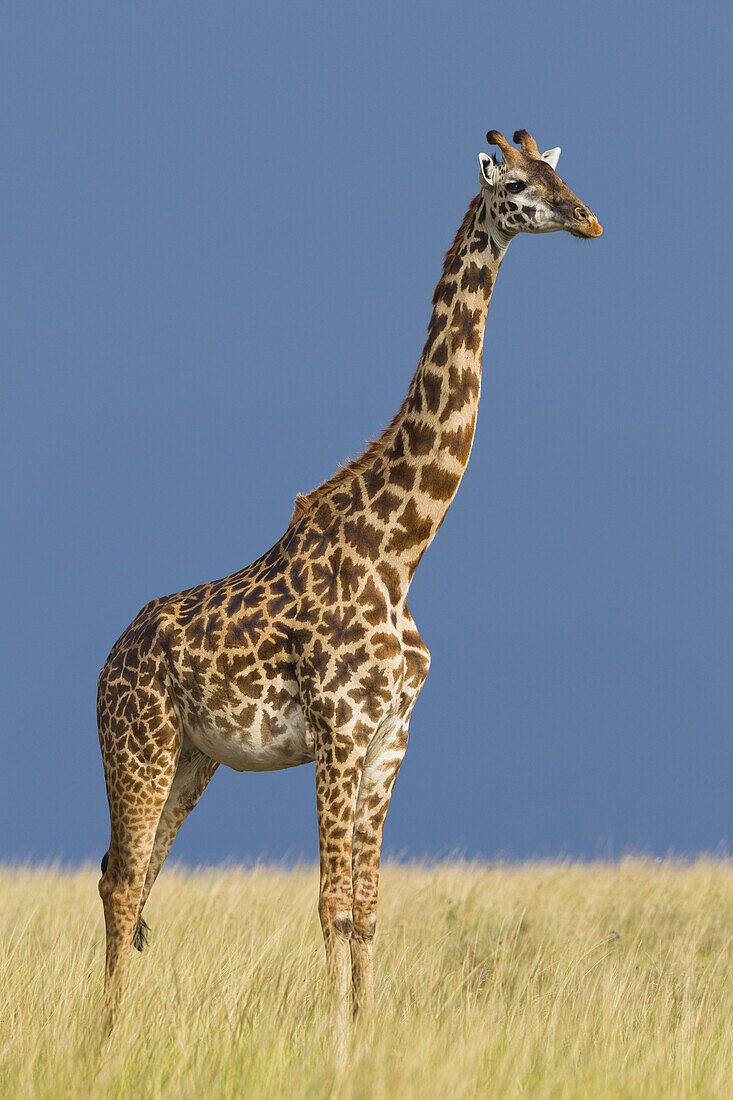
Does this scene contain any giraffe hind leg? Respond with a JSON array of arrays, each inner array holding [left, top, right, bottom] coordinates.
[[98, 675, 182, 1036], [99, 775, 178, 1035], [136, 740, 219, 935], [100, 849, 150, 951]]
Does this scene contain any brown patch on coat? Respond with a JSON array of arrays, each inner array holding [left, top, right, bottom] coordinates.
[[419, 462, 461, 501], [385, 500, 433, 554], [441, 422, 475, 464]]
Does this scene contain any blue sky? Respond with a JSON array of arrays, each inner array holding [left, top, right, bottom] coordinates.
[[2, 1, 731, 864]]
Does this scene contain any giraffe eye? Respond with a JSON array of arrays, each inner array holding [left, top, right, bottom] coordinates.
[[505, 180, 527, 194]]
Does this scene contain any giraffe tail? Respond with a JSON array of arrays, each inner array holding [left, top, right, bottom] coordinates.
[[100, 849, 152, 952], [132, 916, 150, 952]]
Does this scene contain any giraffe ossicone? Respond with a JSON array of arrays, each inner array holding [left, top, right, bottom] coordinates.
[[97, 128, 602, 1042]]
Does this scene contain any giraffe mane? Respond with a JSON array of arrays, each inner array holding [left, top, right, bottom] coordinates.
[[289, 406, 404, 525], [434, 193, 483, 301], [289, 194, 483, 528]]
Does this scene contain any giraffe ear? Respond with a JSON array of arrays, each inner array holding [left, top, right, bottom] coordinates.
[[478, 153, 499, 188], [541, 147, 561, 170]]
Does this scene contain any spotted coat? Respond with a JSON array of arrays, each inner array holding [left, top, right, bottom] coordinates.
[[97, 128, 602, 1043]]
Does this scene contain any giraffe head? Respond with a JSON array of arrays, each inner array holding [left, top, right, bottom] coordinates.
[[479, 129, 602, 241]]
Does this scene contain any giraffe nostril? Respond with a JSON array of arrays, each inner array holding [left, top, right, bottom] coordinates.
[[574, 206, 589, 220]]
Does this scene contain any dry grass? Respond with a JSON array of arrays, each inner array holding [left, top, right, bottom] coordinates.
[[1, 859, 731, 1098]]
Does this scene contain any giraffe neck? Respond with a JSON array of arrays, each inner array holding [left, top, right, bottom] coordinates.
[[291, 192, 509, 595], [363, 192, 507, 580]]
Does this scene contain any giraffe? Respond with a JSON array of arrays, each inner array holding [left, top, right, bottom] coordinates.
[[97, 128, 602, 1041]]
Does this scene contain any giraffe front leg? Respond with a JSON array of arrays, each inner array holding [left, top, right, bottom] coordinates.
[[350, 720, 408, 1023], [314, 725, 369, 1053]]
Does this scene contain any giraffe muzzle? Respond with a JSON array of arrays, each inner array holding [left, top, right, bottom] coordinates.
[[568, 206, 603, 239]]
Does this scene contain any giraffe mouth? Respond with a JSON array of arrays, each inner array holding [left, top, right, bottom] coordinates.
[[569, 215, 603, 239]]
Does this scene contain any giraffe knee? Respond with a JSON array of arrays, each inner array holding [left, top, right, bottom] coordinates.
[[98, 851, 111, 899], [98, 855, 125, 901], [98, 867, 137, 914], [98, 868, 113, 901], [353, 903, 377, 942], [353, 879, 378, 940], [318, 891, 354, 941], [332, 915, 354, 939]]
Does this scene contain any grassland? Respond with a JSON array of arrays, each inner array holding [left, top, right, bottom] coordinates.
[[1, 859, 731, 1098]]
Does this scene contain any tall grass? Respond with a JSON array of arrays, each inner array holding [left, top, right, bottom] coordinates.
[[1, 859, 731, 1097]]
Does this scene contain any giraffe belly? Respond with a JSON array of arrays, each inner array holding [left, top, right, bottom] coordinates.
[[184, 702, 314, 772]]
